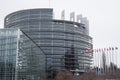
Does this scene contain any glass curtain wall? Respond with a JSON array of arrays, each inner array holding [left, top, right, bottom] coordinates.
[[0, 28, 46, 80], [17, 30, 46, 80], [0, 29, 19, 80]]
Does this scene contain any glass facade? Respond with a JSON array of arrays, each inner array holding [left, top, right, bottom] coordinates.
[[0, 29, 18, 80], [0, 28, 46, 80], [4, 8, 93, 77]]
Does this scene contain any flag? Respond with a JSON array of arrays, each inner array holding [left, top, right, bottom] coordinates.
[[115, 47, 118, 50], [107, 48, 109, 51], [94, 49, 96, 53], [89, 49, 93, 53], [99, 48, 101, 52], [91, 49, 94, 54], [112, 47, 114, 51], [84, 49, 90, 54], [104, 48, 106, 51], [87, 49, 90, 53], [109, 47, 111, 51], [92, 49, 94, 53], [101, 48, 103, 52], [96, 49, 98, 53], [85, 50, 88, 53], [88, 49, 93, 53]]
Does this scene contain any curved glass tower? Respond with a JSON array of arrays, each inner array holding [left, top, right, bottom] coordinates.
[[4, 8, 93, 77]]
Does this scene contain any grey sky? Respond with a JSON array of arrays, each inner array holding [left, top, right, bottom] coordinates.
[[0, 0, 120, 49]]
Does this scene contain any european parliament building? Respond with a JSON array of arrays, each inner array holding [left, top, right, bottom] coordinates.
[[1, 8, 92, 80]]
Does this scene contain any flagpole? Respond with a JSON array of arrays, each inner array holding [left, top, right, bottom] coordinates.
[[83, 50, 85, 72], [98, 50, 100, 76], [104, 49, 107, 74], [101, 51, 105, 74], [100, 49, 102, 74], [96, 49, 100, 75], [109, 48, 110, 73], [99, 49, 101, 74], [109, 47, 112, 73], [112, 48, 114, 73], [115, 47, 118, 70], [107, 48, 110, 73], [98, 49, 100, 75], [96, 49, 98, 75], [115, 48, 117, 70], [94, 49, 96, 73]]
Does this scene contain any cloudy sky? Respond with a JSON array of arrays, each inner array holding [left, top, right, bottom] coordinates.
[[0, 0, 120, 49]]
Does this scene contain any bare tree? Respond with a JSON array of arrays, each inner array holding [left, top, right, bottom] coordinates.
[[54, 69, 74, 80]]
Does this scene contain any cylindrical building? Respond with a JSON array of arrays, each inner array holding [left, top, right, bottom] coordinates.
[[4, 8, 93, 77]]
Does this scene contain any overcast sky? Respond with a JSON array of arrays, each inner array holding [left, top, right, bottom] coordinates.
[[0, 0, 120, 49]]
